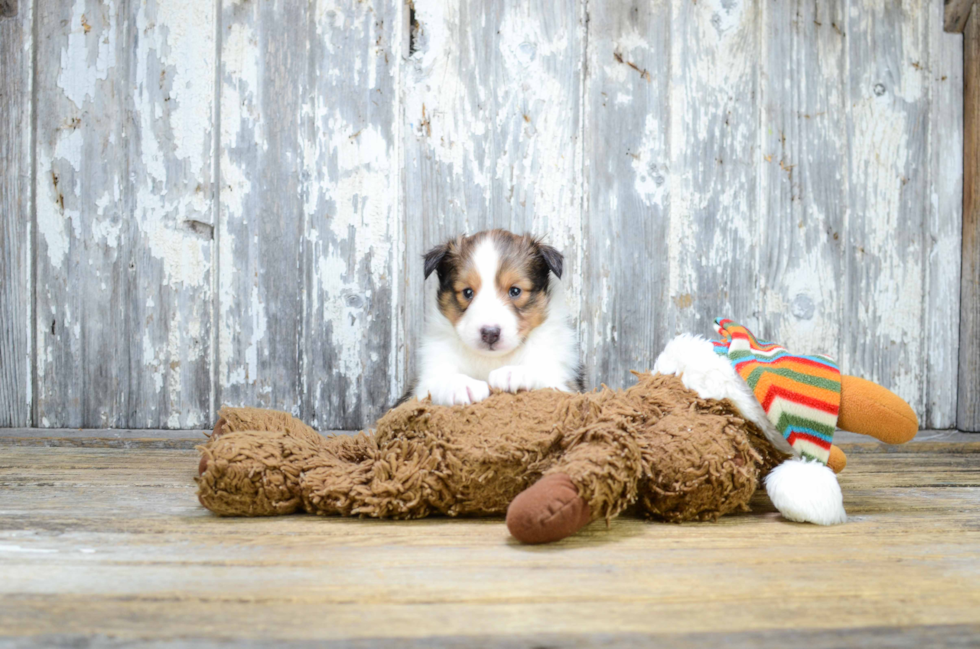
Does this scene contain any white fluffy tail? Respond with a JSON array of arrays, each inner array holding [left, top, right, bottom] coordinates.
[[765, 459, 847, 525]]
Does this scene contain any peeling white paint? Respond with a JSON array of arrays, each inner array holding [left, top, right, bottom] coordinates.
[[92, 193, 121, 247], [221, 22, 260, 150], [307, 11, 398, 413], [322, 123, 394, 280], [139, 0, 215, 173], [36, 197, 73, 270], [144, 334, 165, 394], [666, 0, 760, 326], [58, 2, 117, 111], [37, 125, 84, 269], [145, 221, 209, 288], [30, 0, 217, 428]]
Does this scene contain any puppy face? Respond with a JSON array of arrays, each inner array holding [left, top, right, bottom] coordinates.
[[424, 230, 563, 355]]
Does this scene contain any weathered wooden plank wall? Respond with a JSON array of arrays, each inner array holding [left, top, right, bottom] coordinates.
[[0, 0, 969, 430]]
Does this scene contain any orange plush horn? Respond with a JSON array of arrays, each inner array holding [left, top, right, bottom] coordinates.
[[837, 375, 919, 444], [823, 376, 918, 475]]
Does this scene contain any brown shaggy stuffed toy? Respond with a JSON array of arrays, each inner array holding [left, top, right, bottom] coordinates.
[[197, 358, 916, 544], [198, 374, 785, 543]]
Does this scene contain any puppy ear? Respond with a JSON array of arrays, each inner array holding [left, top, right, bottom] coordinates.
[[423, 243, 449, 280], [538, 245, 564, 279]]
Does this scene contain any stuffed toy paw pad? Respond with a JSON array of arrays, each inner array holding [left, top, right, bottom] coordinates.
[[506, 474, 592, 544]]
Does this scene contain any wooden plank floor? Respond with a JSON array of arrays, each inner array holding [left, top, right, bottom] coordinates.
[[0, 431, 978, 648]]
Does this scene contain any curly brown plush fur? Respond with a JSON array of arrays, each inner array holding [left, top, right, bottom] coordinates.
[[197, 373, 789, 541]]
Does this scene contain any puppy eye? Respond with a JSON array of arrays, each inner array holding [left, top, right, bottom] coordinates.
[[508, 286, 522, 298], [462, 288, 474, 300]]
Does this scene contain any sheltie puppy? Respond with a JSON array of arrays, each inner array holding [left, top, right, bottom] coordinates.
[[409, 229, 583, 406]]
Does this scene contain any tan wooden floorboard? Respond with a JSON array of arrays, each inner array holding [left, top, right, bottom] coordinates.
[[0, 438, 978, 648]]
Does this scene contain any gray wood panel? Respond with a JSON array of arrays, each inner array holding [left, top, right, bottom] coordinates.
[[217, 0, 401, 430], [759, 0, 962, 427], [216, 0, 309, 422], [842, 0, 932, 420], [757, 0, 847, 362], [961, 7, 980, 431], [929, 2, 965, 428], [664, 0, 762, 341], [401, 0, 585, 385], [33, 0, 215, 428], [581, 0, 672, 385], [302, 0, 402, 429], [0, 2, 33, 427]]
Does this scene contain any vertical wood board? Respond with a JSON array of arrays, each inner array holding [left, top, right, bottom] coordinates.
[[217, 0, 309, 420], [757, 0, 847, 362], [665, 0, 762, 338], [0, 1, 33, 426], [842, 0, 932, 419], [33, 0, 215, 428], [928, 1, 964, 428], [960, 6, 980, 431], [303, 0, 403, 429], [581, 0, 672, 386], [217, 0, 401, 429]]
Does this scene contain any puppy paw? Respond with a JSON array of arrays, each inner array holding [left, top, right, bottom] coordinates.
[[422, 374, 491, 406], [488, 365, 542, 393]]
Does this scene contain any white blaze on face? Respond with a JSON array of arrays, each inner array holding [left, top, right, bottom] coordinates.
[[457, 238, 520, 355]]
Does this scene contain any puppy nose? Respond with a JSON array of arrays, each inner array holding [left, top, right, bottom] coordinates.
[[481, 326, 501, 346]]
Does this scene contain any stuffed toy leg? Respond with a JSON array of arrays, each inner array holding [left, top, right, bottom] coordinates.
[[653, 319, 918, 525], [507, 377, 787, 542]]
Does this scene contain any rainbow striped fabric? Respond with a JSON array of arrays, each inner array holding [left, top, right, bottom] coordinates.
[[712, 318, 841, 464]]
